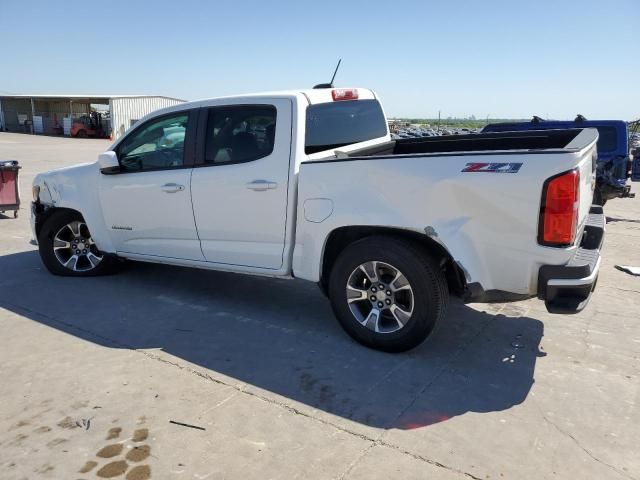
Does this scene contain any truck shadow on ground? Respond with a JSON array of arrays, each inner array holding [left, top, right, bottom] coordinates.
[[606, 216, 640, 224], [0, 250, 545, 430]]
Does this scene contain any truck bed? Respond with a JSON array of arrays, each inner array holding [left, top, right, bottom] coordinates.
[[330, 129, 584, 159], [296, 127, 598, 298]]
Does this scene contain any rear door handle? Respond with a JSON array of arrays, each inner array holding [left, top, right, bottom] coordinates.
[[161, 183, 185, 193], [246, 180, 277, 191]]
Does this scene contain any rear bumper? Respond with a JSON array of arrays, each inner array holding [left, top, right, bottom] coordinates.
[[537, 205, 605, 314]]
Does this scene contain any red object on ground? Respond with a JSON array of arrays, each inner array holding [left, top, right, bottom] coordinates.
[[0, 171, 18, 205], [0, 163, 21, 218]]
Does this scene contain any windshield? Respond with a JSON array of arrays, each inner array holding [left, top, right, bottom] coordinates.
[[304, 99, 387, 154]]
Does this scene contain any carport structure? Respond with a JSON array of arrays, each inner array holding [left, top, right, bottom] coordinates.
[[0, 94, 185, 140]]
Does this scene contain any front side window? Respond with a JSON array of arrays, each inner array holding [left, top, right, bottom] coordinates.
[[118, 113, 189, 171], [204, 105, 277, 164]]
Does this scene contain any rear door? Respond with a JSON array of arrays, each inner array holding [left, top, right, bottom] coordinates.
[[190, 99, 293, 269]]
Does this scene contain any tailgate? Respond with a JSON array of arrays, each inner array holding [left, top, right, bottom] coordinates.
[[577, 142, 598, 234], [569, 129, 599, 236], [535, 128, 604, 314]]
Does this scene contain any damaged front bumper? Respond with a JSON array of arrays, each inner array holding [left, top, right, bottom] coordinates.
[[537, 205, 605, 314], [30, 200, 46, 245]]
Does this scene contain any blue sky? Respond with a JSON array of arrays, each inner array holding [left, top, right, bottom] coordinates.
[[1, 0, 638, 119]]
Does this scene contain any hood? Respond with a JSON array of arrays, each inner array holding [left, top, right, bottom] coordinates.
[[33, 161, 99, 206]]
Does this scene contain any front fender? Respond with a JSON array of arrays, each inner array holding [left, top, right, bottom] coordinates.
[[32, 162, 115, 253]]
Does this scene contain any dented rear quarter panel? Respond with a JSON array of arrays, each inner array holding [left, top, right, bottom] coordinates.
[[293, 134, 598, 296]]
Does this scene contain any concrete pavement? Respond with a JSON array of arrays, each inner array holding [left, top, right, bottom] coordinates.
[[0, 132, 638, 479]]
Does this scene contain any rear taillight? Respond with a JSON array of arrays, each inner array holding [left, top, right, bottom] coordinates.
[[539, 169, 580, 247], [332, 88, 358, 101]]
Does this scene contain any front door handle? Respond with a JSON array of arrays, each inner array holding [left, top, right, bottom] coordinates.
[[246, 180, 277, 191], [161, 183, 185, 193]]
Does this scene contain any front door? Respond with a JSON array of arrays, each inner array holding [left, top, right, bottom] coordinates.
[[190, 100, 292, 269], [99, 110, 204, 260]]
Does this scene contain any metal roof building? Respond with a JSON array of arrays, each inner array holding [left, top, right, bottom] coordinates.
[[0, 94, 185, 140]]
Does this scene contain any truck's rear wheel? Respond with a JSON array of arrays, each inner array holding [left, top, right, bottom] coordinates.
[[328, 236, 448, 352], [38, 210, 118, 276]]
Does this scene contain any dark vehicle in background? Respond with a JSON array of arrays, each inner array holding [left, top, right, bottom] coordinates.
[[482, 116, 638, 205], [633, 145, 640, 182]]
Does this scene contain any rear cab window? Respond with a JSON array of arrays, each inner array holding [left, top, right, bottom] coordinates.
[[304, 99, 388, 155]]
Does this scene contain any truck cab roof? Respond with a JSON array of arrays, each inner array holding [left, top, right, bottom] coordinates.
[[187, 87, 378, 106], [111, 87, 391, 162]]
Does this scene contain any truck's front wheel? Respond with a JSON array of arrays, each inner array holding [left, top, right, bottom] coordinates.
[[328, 236, 448, 352], [38, 210, 118, 277]]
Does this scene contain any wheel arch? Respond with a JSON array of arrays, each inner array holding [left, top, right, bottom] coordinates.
[[35, 206, 119, 276], [35, 206, 85, 240], [319, 226, 466, 297]]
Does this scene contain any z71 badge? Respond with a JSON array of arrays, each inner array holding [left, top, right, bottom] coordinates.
[[462, 162, 523, 173]]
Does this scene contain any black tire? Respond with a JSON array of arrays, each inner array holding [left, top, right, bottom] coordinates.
[[328, 236, 449, 352], [38, 210, 118, 277], [76, 130, 87, 138]]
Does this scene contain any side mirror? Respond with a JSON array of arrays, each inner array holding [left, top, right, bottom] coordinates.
[[98, 151, 120, 174]]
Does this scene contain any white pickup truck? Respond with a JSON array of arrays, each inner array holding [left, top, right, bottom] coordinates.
[[31, 87, 605, 352]]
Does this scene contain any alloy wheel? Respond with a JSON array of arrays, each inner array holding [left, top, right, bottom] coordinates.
[[346, 261, 414, 333], [52, 221, 103, 272]]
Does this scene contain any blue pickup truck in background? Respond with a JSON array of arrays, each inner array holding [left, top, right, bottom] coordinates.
[[482, 116, 638, 205]]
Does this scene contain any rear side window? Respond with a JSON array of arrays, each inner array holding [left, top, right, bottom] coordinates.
[[305, 100, 387, 154], [204, 105, 277, 164], [595, 126, 617, 153]]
